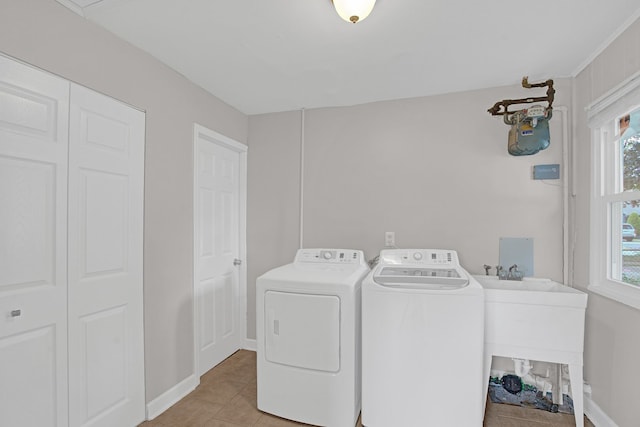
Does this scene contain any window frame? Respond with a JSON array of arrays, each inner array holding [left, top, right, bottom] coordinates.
[[589, 71, 640, 310]]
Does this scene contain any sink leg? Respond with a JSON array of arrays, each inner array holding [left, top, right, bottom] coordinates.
[[482, 353, 493, 418], [568, 363, 584, 427]]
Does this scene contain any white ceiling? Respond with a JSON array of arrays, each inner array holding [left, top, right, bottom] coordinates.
[[59, 0, 640, 115]]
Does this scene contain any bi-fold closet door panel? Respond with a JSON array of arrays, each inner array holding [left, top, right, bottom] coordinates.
[[0, 54, 70, 427], [67, 84, 145, 427], [0, 55, 145, 427]]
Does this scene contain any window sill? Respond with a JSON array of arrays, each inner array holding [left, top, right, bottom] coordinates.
[[588, 280, 640, 310]]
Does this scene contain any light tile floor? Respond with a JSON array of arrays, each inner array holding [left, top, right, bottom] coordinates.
[[139, 350, 594, 427]]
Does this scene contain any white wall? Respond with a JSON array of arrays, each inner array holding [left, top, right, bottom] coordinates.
[[0, 0, 248, 402], [247, 81, 571, 339], [572, 18, 640, 427], [247, 111, 303, 341]]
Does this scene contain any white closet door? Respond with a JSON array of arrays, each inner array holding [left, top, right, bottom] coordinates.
[[195, 133, 242, 375], [67, 84, 145, 427], [0, 55, 70, 427]]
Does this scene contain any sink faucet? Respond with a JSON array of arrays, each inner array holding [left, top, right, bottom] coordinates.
[[507, 264, 523, 281], [483, 264, 491, 275]]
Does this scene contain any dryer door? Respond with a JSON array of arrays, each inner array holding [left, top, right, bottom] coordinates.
[[265, 291, 340, 372]]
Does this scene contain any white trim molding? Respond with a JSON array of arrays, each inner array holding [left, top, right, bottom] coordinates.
[[145, 374, 199, 420], [587, 71, 640, 311], [55, 0, 127, 17], [244, 338, 257, 352], [584, 394, 619, 427], [587, 71, 640, 126]]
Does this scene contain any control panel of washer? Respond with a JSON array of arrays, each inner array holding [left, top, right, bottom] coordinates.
[[379, 249, 459, 266], [295, 248, 364, 264]]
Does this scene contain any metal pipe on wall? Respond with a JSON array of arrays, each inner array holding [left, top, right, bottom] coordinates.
[[299, 108, 305, 249]]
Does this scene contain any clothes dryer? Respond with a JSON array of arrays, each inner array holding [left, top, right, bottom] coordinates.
[[256, 248, 369, 427], [362, 249, 485, 427]]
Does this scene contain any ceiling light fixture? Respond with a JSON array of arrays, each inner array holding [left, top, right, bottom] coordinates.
[[332, 0, 376, 24]]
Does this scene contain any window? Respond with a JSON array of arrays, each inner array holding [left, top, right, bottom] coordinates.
[[589, 73, 640, 309]]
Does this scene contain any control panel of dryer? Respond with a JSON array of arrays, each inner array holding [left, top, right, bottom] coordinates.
[[295, 248, 364, 265]]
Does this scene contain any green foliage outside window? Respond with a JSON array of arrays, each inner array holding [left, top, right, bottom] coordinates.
[[622, 110, 640, 192], [627, 212, 640, 233], [623, 135, 640, 192]]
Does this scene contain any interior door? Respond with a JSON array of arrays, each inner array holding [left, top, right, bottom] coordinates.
[[67, 84, 145, 427], [0, 55, 70, 427], [195, 127, 244, 376]]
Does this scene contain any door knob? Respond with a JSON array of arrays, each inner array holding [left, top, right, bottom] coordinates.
[[233, 258, 242, 266]]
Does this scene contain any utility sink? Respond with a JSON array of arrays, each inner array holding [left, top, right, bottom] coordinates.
[[474, 275, 588, 427], [475, 276, 588, 307], [474, 274, 588, 359]]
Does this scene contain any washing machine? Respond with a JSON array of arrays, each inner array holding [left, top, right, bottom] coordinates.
[[256, 248, 370, 427], [362, 249, 485, 427]]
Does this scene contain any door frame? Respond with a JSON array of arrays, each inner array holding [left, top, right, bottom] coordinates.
[[192, 123, 248, 378]]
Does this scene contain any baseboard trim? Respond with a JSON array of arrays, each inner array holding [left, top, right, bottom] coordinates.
[[584, 394, 618, 427], [244, 338, 257, 352], [146, 374, 199, 420]]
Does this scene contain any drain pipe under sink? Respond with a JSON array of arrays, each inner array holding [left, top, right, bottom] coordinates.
[[511, 358, 554, 397]]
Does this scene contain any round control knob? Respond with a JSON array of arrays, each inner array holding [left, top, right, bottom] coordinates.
[[413, 252, 423, 261], [323, 251, 333, 260]]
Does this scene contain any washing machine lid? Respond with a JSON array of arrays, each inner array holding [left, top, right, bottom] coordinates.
[[373, 266, 469, 289]]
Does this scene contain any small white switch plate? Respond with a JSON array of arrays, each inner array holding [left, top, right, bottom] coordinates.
[[385, 231, 395, 247]]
